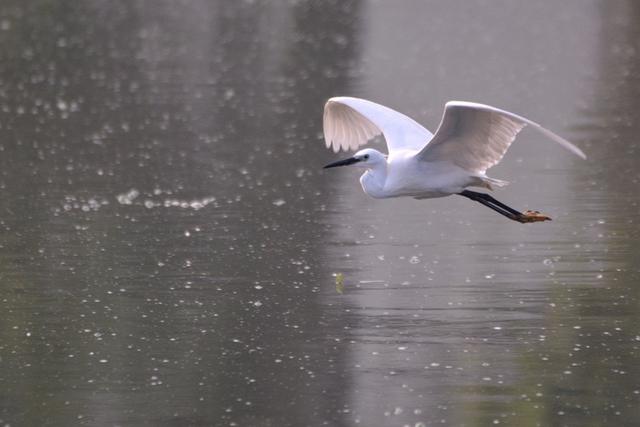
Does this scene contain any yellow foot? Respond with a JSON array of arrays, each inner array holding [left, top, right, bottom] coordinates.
[[518, 210, 552, 223]]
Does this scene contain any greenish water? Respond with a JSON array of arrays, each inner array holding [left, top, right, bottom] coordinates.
[[0, 1, 639, 426]]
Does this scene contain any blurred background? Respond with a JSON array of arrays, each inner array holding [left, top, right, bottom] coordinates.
[[0, 0, 639, 426]]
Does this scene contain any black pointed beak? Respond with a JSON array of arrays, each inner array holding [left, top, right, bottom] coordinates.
[[323, 156, 361, 169]]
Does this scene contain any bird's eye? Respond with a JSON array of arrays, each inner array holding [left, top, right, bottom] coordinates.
[[363, 154, 369, 160]]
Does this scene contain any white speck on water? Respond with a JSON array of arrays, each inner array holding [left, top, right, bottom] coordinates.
[[116, 188, 140, 205], [543, 258, 553, 266], [272, 199, 286, 207], [493, 326, 502, 330], [189, 198, 215, 210], [393, 407, 403, 415], [409, 256, 420, 264]]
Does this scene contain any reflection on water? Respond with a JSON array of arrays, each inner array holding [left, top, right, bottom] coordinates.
[[0, 0, 639, 426]]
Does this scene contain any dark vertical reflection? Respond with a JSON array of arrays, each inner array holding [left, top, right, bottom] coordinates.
[[580, 0, 640, 421], [519, 2, 640, 425], [0, 0, 363, 425], [0, 3, 147, 425]]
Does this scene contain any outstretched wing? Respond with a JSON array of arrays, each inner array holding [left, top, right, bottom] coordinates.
[[323, 97, 433, 154], [417, 101, 586, 173]]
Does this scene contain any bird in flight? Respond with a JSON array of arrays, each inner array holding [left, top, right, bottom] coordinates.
[[322, 97, 586, 223]]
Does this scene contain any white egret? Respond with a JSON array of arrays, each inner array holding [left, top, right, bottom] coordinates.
[[322, 97, 586, 223]]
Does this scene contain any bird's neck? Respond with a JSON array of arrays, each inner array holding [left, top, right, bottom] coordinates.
[[359, 164, 387, 198]]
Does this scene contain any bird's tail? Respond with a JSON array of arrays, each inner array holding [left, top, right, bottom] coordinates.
[[481, 176, 509, 190]]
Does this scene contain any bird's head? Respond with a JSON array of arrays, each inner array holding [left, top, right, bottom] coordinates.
[[323, 148, 386, 170]]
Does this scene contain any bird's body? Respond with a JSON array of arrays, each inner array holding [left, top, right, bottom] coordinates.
[[322, 97, 586, 223], [363, 153, 495, 199]]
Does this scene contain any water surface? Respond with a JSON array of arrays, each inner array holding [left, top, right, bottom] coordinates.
[[0, 1, 639, 426]]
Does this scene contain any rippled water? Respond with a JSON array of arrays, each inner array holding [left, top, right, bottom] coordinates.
[[1, 1, 639, 426]]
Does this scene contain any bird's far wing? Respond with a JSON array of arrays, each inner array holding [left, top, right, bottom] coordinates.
[[417, 101, 586, 173], [323, 97, 433, 154]]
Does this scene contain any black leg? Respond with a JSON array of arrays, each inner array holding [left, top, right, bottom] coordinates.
[[459, 190, 521, 221], [460, 190, 521, 215], [458, 190, 551, 223]]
